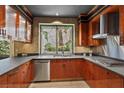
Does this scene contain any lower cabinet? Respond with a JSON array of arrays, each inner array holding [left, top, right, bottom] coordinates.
[[0, 74, 8, 88], [50, 59, 82, 81], [0, 60, 34, 88], [81, 60, 124, 88]]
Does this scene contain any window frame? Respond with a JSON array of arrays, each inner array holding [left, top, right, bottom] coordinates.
[[39, 23, 75, 55]]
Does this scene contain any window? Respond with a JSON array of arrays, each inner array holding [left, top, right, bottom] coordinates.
[[18, 16, 26, 41], [40, 24, 74, 55], [0, 37, 10, 59], [6, 5, 16, 40]]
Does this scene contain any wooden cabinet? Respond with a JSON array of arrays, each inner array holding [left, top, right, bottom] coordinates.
[[78, 22, 88, 46], [0, 60, 34, 88], [88, 21, 103, 46], [50, 59, 82, 81], [81, 60, 124, 88], [106, 70, 123, 88], [7, 68, 20, 88], [0, 74, 7, 88], [0, 5, 32, 42], [107, 12, 119, 35], [119, 6, 124, 45], [0, 5, 5, 28]]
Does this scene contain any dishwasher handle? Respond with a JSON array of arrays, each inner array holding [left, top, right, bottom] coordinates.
[[34, 60, 50, 63]]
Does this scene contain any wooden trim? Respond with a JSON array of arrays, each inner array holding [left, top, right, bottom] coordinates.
[[88, 5, 99, 15], [79, 5, 110, 22], [15, 12, 20, 37], [11, 5, 33, 23]]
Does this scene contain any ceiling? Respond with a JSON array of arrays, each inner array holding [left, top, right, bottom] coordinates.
[[26, 5, 95, 17]]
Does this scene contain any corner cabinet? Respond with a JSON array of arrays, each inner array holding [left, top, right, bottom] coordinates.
[[81, 59, 124, 88], [0, 60, 34, 88]]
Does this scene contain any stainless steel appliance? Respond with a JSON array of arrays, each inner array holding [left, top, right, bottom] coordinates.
[[33, 60, 50, 81]]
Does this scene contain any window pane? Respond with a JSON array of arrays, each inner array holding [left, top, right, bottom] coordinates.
[[0, 38, 10, 57], [41, 25, 57, 54], [57, 25, 73, 54], [18, 16, 26, 41], [6, 6, 16, 40]]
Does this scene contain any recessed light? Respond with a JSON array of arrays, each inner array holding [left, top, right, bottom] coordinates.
[[56, 12, 59, 16]]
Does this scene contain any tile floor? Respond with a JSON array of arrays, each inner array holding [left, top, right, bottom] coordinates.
[[29, 80, 89, 88]]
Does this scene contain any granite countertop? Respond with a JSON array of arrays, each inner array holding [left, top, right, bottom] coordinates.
[[0, 55, 124, 77]]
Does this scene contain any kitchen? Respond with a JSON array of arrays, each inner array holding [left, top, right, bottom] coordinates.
[[0, 5, 124, 88]]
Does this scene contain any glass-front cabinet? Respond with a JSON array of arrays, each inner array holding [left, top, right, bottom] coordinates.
[[0, 5, 32, 42], [0, 5, 32, 58]]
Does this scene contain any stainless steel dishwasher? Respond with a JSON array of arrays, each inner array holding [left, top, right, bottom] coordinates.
[[33, 60, 50, 82]]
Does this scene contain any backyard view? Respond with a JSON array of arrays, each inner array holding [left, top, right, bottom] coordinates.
[[0, 38, 10, 58], [41, 25, 73, 54]]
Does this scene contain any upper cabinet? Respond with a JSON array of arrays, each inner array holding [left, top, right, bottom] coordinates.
[[6, 6, 16, 40], [78, 22, 88, 46], [0, 5, 5, 28], [0, 5, 32, 43], [87, 6, 120, 46], [107, 12, 119, 35], [18, 15, 26, 41], [119, 5, 124, 45]]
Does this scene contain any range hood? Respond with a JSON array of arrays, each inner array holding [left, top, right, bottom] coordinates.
[[93, 15, 107, 39]]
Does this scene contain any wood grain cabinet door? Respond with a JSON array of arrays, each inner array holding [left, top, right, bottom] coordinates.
[[50, 59, 82, 81], [50, 60, 64, 80], [0, 5, 5, 28], [7, 68, 20, 88], [119, 5, 124, 45], [0, 74, 8, 88], [106, 71, 123, 88]]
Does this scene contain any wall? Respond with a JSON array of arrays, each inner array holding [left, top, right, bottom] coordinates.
[[93, 36, 124, 60], [13, 17, 80, 56]]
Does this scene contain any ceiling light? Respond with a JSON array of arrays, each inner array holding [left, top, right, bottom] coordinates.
[[56, 12, 59, 16]]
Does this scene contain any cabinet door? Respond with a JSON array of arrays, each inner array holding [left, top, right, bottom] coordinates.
[[78, 23, 88, 46], [0, 5, 5, 28], [70, 59, 82, 78], [50, 59, 82, 80], [7, 68, 20, 88], [6, 6, 17, 40], [18, 62, 30, 88], [88, 22, 101, 46], [92, 64, 108, 88], [29, 62, 35, 82], [106, 71, 123, 88], [0, 74, 7, 88], [50, 60, 64, 80], [119, 6, 124, 45]]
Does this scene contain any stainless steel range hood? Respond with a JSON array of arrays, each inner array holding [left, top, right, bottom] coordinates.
[[93, 15, 107, 39]]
